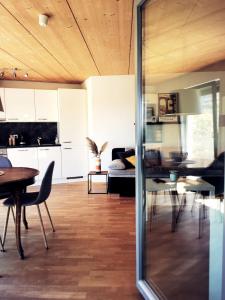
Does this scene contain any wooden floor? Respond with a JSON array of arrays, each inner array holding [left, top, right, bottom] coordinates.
[[145, 193, 210, 300], [0, 182, 142, 300]]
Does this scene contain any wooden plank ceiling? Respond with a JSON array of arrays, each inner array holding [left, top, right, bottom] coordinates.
[[143, 0, 225, 84], [0, 0, 134, 83], [1, 0, 224, 85]]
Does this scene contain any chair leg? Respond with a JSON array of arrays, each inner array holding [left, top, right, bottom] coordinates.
[[43, 201, 55, 232], [22, 206, 29, 230], [152, 192, 157, 215], [37, 205, 48, 249], [0, 235, 4, 252], [191, 193, 198, 216], [198, 202, 203, 239], [149, 192, 155, 232], [2, 207, 10, 249], [11, 206, 15, 224]]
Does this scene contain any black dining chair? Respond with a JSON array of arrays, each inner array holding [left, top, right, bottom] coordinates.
[[0, 156, 13, 251], [3, 161, 55, 249]]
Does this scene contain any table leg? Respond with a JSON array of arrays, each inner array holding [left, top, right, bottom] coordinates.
[[106, 174, 108, 194], [170, 190, 177, 232], [14, 190, 24, 259], [88, 174, 92, 193]]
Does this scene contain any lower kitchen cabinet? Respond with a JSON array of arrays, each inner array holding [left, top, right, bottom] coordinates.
[[7, 148, 39, 170], [61, 145, 87, 178], [7, 146, 62, 180], [37, 147, 62, 179]]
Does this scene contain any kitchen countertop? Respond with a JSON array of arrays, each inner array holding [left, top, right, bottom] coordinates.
[[0, 144, 61, 148]]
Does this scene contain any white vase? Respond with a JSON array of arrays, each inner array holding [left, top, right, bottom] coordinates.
[[95, 156, 101, 173]]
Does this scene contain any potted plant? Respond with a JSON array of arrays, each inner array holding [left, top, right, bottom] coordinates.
[[86, 137, 108, 173]]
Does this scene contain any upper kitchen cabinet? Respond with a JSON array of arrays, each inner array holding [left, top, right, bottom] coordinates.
[[5, 88, 35, 122], [35, 90, 58, 122], [0, 88, 6, 121], [58, 89, 87, 145]]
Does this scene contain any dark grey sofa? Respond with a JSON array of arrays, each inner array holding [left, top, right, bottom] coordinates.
[[108, 148, 135, 196]]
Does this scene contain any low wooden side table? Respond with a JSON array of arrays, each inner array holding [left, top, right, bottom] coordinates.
[[88, 171, 108, 194]]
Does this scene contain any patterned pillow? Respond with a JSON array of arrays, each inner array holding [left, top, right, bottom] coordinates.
[[125, 155, 135, 167], [118, 149, 135, 169], [108, 159, 126, 170]]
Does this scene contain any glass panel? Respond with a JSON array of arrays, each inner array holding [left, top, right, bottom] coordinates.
[[138, 0, 225, 299]]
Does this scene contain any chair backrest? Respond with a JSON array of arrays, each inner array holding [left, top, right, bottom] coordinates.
[[0, 156, 12, 168], [34, 161, 55, 205], [144, 149, 161, 167], [203, 152, 225, 196]]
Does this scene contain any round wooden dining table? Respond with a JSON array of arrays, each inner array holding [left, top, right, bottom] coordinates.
[[0, 167, 39, 259]]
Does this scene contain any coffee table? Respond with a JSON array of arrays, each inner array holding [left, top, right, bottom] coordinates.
[[88, 171, 108, 194]]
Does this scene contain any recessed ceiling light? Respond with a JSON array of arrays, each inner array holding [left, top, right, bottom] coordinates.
[[12, 68, 17, 78], [39, 14, 49, 27]]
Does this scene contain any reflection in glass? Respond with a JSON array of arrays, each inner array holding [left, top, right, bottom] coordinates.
[[139, 0, 225, 299]]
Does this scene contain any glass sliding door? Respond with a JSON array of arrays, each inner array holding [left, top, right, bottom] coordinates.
[[136, 1, 225, 299]]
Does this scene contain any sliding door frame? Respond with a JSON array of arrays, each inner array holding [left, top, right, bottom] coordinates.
[[135, 0, 159, 299], [135, 1, 225, 299]]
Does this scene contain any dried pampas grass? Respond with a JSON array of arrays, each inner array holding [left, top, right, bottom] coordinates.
[[86, 137, 108, 157]]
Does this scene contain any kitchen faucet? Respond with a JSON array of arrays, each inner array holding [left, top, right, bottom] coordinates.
[[37, 137, 42, 146]]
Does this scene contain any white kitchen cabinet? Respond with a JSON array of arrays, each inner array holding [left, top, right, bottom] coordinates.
[[7, 148, 39, 170], [61, 145, 87, 178], [5, 88, 35, 122], [35, 90, 58, 122], [0, 88, 6, 120], [58, 89, 87, 179], [58, 89, 87, 145], [37, 147, 61, 179]]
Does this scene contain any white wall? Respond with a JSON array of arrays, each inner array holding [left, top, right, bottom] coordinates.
[[85, 75, 135, 170]]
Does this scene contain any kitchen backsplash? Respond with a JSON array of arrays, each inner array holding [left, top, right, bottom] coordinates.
[[0, 122, 58, 146]]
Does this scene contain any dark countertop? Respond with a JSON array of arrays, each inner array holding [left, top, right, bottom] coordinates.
[[0, 144, 61, 149]]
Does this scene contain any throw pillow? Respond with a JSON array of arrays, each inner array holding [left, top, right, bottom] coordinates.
[[118, 149, 135, 169], [125, 155, 135, 167], [108, 159, 126, 170]]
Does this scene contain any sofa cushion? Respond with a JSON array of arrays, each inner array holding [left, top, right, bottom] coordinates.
[[109, 169, 135, 177], [108, 159, 126, 170]]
